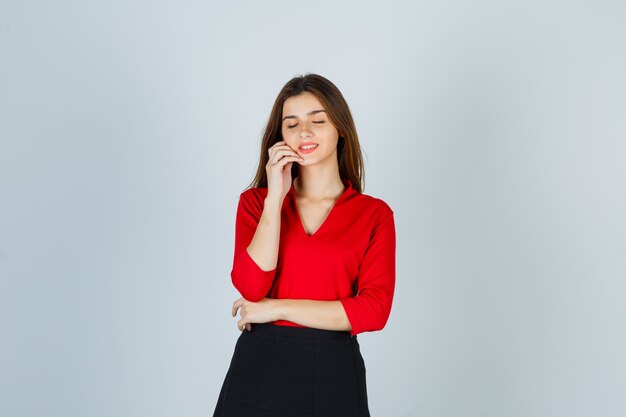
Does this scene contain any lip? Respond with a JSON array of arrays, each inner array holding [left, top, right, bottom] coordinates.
[[298, 142, 319, 154]]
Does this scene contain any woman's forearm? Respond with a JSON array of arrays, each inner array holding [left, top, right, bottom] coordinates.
[[247, 196, 282, 271], [275, 299, 352, 332]]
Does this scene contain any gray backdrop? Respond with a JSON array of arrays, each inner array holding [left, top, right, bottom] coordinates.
[[1, 1, 625, 416]]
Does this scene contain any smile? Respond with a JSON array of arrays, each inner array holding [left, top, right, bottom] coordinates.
[[299, 143, 319, 154]]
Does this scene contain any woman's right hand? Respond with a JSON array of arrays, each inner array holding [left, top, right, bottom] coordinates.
[[265, 140, 304, 202]]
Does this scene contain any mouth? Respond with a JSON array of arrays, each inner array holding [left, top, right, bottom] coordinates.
[[299, 142, 319, 154]]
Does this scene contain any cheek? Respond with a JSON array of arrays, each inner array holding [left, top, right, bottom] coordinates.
[[283, 135, 297, 148], [282, 127, 296, 138], [322, 125, 339, 138]]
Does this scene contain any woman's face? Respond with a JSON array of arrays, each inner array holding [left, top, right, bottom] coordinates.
[[281, 92, 339, 167]]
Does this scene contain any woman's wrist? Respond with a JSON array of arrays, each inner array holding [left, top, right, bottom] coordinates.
[[264, 195, 282, 210], [272, 298, 287, 321]]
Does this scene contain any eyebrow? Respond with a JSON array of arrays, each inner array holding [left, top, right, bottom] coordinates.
[[282, 109, 327, 121]]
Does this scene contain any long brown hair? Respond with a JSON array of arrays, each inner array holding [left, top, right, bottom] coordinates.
[[245, 73, 365, 193]]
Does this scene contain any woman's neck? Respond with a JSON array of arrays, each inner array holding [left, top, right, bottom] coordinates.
[[294, 174, 344, 200]]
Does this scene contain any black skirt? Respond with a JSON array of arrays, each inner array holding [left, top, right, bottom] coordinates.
[[212, 322, 371, 417]]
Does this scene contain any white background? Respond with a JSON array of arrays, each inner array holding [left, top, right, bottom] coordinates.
[[1, 1, 625, 416]]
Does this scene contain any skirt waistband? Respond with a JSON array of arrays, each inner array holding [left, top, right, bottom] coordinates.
[[248, 323, 355, 340]]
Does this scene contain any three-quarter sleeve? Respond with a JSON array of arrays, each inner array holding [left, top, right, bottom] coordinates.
[[340, 206, 396, 335], [230, 190, 277, 301]]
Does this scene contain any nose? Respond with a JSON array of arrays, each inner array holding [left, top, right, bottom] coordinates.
[[299, 124, 313, 139]]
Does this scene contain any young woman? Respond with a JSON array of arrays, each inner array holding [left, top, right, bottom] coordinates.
[[213, 73, 396, 417]]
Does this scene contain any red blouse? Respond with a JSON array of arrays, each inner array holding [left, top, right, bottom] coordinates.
[[230, 178, 396, 335]]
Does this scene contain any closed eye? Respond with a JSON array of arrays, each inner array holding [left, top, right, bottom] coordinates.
[[287, 121, 325, 129]]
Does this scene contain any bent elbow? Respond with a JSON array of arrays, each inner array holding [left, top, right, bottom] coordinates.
[[372, 313, 391, 332], [364, 305, 393, 333], [230, 270, 269, 302]]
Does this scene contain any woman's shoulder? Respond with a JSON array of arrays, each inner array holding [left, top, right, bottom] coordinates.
[[236, 186, 269, 215], [352, 189, 394, 220], [239, 186, 268, 200]]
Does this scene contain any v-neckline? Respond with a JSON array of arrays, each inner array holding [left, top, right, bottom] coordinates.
[[289, 178, 351, 238]]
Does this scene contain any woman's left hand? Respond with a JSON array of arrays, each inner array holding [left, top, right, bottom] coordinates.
[[232, 297, 281, 332]]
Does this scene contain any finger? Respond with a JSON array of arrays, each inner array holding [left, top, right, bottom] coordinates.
[[268, 143, 298, 158], [267, 141, 287, 157], [280, 156, 304, 169], [284, 142, 297, 153], [269, 147, 301, 164], [246, 323, 252, 331], [231, 298, 242, 317], [233, 298, 246, 317], [273, 154, 304, 168], [237, 318, 246, 331]]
